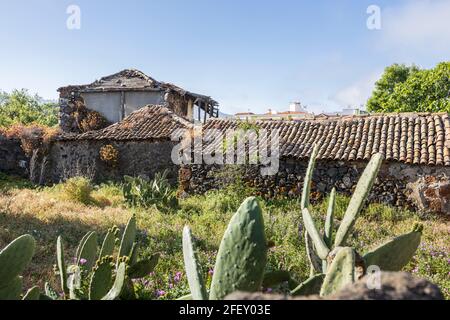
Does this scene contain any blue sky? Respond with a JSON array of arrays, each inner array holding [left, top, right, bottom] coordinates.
[[0, 0, 449, 115]]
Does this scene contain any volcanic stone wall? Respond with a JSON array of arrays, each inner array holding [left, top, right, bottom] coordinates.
[[179, 160, 450, 215], [0, 134, 28, 177], [48, 139, 179, 184]]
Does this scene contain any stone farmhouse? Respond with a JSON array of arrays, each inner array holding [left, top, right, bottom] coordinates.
[[57, 69, 219, 132]]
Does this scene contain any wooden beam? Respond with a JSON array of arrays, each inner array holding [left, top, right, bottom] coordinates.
[[203, 102, 207, 123]]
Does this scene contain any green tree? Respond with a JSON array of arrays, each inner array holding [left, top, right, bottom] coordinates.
[[0, 89, 58, 127], [367, 62, 450, 113]]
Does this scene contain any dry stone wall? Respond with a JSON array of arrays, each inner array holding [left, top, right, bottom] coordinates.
[[0, 135, 28, 177], [179, 160, 450, 215], [49, 140, 179, 184]]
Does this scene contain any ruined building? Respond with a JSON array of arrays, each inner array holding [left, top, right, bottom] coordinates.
[[57, 69, 218, 133]]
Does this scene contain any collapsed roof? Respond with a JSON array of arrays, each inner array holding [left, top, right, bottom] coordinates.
[[58, 105, 192, 141], [58, 69, 219, 117]]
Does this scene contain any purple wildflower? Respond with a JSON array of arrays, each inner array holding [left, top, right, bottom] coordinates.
[[174, 272, 182, 283], [266, 288, 273, 293], [156, 290, 166, 297], [208, 269, 214, 276], [79, 258, 87, 265]]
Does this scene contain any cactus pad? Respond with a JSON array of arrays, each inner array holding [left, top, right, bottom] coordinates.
[[182, 226, 208, 300], [0, 234, 35, 285], [209, 197, 267, 300], [320, 247, 355, 296], [119, 216, 137, 258], [334, 153, 383, 247], [0, 276, 22, 300], [23, 286, 40, 300], [302, 208, 330, 260], [99, 231, 115, 259], [89, 258, 113, 300], [128, 254, 159, 279], [291, 273, 325, 296], [363, 223, 423, 271], [324, 188, 336, 248], [77, 231, 98, 271], [101, 262, 126, 300]]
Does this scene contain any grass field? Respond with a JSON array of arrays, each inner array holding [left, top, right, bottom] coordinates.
[[0, 173, 449, 299]]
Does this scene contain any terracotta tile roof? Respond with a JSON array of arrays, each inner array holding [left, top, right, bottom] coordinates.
[[203, 113, 450, 166], [58, 105, 192, 141]]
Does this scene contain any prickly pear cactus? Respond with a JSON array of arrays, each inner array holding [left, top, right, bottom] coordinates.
[[209, 197, 268, 300], [324, 188, 336, 248], [22, 286, 40, 300], [182, 226, 208, 300], [89, 256, 114, 300], [300, 144, 319, 210], [0, 234, 35, 285], [302, 208, 330, 260], [0, 276, 23, 300], [77, 231, 98, 271], [304, 231, 322, 275], [99, 229, 116, 258], [334, 153, 384, 247], [0, 234, 35, 300], [291, 273, 325, 296], [320, 247, 355, 296], [119, 216, 137, 258], [101, 262, 127, 300], [363, 223, 423, 271], [128, 254, 159, 279], [56, 236, 69, 297]]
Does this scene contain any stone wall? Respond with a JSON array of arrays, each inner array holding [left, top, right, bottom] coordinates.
[[48, 139, 179, 184], [0, 134, 28, 177], [179, 160, 450, 215]]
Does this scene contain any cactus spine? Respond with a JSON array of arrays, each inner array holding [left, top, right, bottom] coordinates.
[[182, 226, 208, 300]]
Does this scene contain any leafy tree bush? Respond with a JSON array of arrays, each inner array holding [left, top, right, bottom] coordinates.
[[0, 89, 58, 128], [367, 62, 450, 113]]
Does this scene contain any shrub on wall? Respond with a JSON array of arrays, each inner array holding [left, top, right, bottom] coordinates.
[[99, 144, 119, 167], [0, 124, 59, 157], [79, 110, 109, 132]]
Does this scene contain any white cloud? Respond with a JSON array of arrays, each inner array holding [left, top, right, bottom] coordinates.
[[331, 72, 381, 108], [380, 0, 450, 54]]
